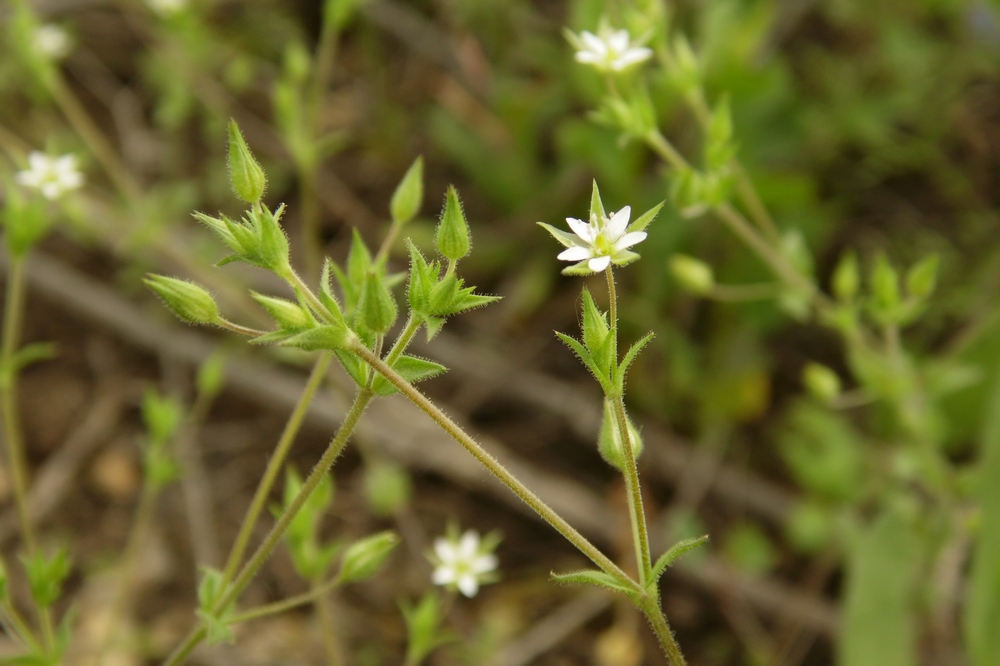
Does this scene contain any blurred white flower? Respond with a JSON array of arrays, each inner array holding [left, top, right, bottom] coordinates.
[[430, 530, 498, 598], [33, 24, 72, 61], [16, 152, 84, 201], [573, 27, 652, 73], [554, 207, 647, 273], [147, 0, 187, 15]]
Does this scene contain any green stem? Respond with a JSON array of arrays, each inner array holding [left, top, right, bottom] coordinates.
[[1, 603, 43, 655], [383, 314, 420, 367], [313, 583, 343, 666], [604, 268, 652, 585], [349, 343, 637, 590], [0, 256, 34, 555], [163, 389, 373, 666], [221, 353, 333, 585], [216, 318, 267, 337], [640, 596, 687, 666]]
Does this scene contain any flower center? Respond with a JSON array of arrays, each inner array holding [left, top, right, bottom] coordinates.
[[593, 232, 613, 256]]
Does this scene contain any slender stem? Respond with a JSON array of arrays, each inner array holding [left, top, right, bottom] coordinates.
[[163, 389, 373, 666], [228, 574, 340, 625], [286, 270, 336, 324], [640, 596, 687, 666], [383, 314, 420, 367], [216, 318, 266, 337], [604, 268, 652, 585], [644, 130, 688, 171], [0, 256, 35, 555], [350, 343, 638, 590], [313, 584, 343, 666], [1, 603, 43, 655], [221, 353, 333, 584]]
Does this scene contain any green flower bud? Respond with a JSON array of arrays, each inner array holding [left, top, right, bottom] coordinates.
[[598, 399, 644, 472], [832, 251, 859, 302], [337, 531, 399, 584], [145, 274, 221, 326], [390, 156, 424, 225], [871, 253, 901, 319], [357, 270, 398, 335], [21, 548, 71, 609], [227, 119, 266, 204], [436, 186, 470, 262], [803, 362, 841, 403], [197, 353, 227, 400], [142, 388, 184, 445], [251, 292, 311, 331], [669, 254, 715, 295]]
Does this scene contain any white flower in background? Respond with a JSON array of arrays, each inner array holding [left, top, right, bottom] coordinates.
[[33, 24, 72, 61], [146, 0, 187, 15], [430, 529, 499, 598], [573, 27, 652, 73], [555, 206, 647, 273], [16, 152, 84, 200]]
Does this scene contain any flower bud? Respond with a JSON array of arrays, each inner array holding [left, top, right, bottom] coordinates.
[[357, 270, 398, 335], [598, 399, 644, 472], [906, 255, 938, 300], [390, 156, 424, 225], [832, 251, 859, 302], [227, 119, 266, 204], [436, 186, 470, 261], [363, 461, 412, 517], [145, 274, 220, 325], [669, 254, 715, 295], [803, 362, 841, 403], [337, 531, 399, 584], [251, 292, 311, 331]]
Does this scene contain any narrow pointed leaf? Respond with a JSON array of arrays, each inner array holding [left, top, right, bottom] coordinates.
[[627, 201, 665, 234], [371, 355, 447, 396], [651, 535, 709, 582], [615, 332, 655, 392], [551, 569, 635, 597]]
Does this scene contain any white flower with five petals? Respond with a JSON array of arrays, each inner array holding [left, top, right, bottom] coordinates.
[[540, 182, 662, 275], [430, 530, 499, 598], [15, 152, 84, 201], [572, 27, 652, 73]]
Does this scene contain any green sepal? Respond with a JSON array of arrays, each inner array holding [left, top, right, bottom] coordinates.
[[562, 260, 597, 276], [357, 270, 398, 335], [371, 355, 447, 396], [337, 531, 400, 584], [436, 186, 470, 261], [319, 258, 348, 325], [906, 255, 938, 300], [332, 230, 374, 315], [589, 180, 606, 224], [555, 332, 612, 394], [282, 324, 355, 352], [704, 95, 737, 171], [428, 274, 499, 317], [422, 315, 446, 341], [650, 536, 709, 584], [627, 201, 665, 234], [550, 569, 637, 602], [537, 221, 579, 249], [614, 332, 655, 394], [407, 241, 437, 314], [869, 253, 901, 323], [251, 292, 313, 331], [832, 251, 860, 302]]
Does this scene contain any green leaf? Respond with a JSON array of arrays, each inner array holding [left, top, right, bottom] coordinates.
[[614, 332, 655, 393], [832, 251, 860, 302], [282, 324, 353, 352], [21, 547, 71, 608], [905, 255, 939, 300], [251, 292, 312, 331], [319, 259, 348, 325], [841, 505, 920, 666], [580, 289, 610, 364], [555, 332, 611, 394], [651, 536, 709, 583], [537, 221, 579, 249], [965, 365, 1000, 666], [870, 253, 901, 322], [371, 355, 447, 396], [335, 348, 369, 386], [198, 608, 235, 646], [343, 229, 373, 310], [550, 569, 636, 599]]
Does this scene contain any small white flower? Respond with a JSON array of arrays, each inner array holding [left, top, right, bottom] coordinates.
[[556, 207, 647, 273], [33, 25, 72, 61], [16, 152, 84, 201], [430, 530, 499, 598], [573, 27, 652, 73], [146, 0, 187, 15]]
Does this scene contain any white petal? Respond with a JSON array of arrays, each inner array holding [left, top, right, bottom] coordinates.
[[615, 231, 647, 250], [27, 152, 49, 170], [458, 531, 480, 559], [471, 554, 498, 574], [40, 183, 61, 200], [580, 32, 607, 57], [607, 206, 631, 238], [575, 51, 602, 64], [557, 246, 592, 262], [608, 30, 630, 53], [566, 217, 594, 242], [457, 573, 479, 597], [588, 256, 611, 272], [433, 538, 456, 563], [15, 171, 38, 188], [432, 565, 456, 585], [613, 48, 653, 70]]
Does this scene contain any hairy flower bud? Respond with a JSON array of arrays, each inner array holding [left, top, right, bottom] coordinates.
[[145, 275, 220, 326], [227, 119, 266, 204]]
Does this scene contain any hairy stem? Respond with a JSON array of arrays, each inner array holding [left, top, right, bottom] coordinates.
[[163, 389, 373, 666], [222, 353, 333, 584]]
